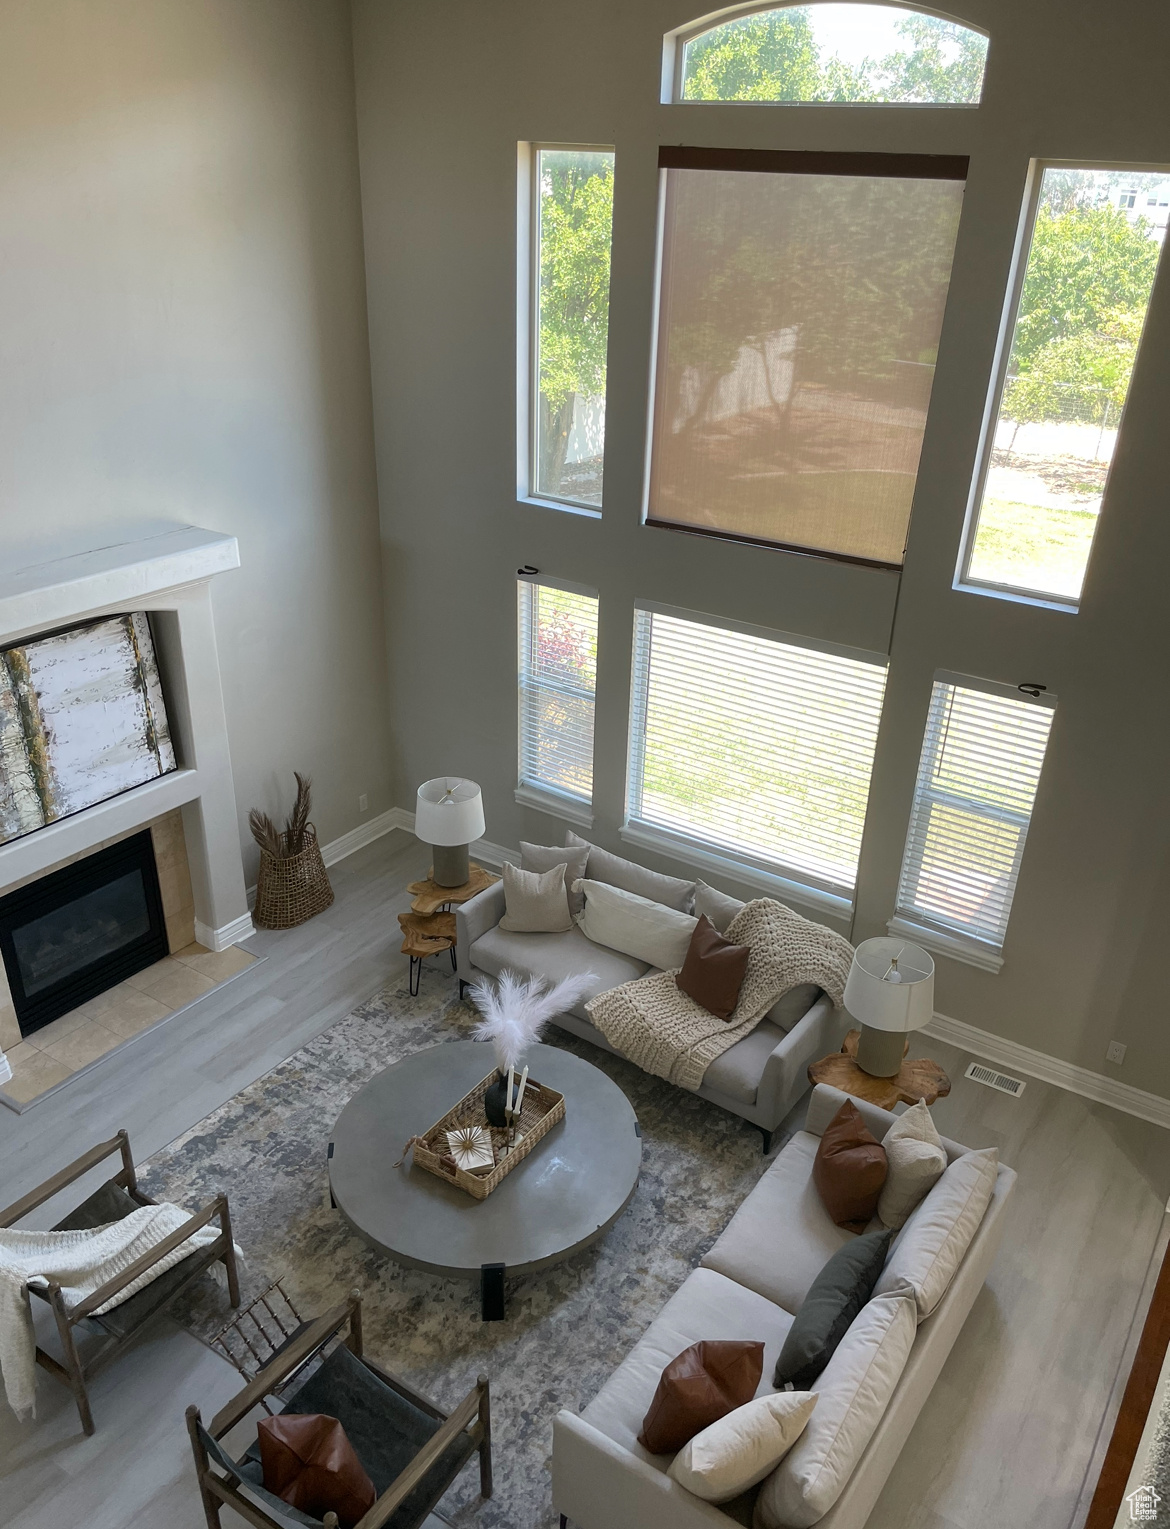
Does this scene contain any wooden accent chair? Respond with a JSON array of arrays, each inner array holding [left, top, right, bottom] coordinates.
[[0, 1128, 240, 1436], [187, 1290, 492, 1529]]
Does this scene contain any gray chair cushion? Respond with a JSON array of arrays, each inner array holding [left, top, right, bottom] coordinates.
[[51, 1178, 215, 1338], [274, 1343, 476, 1529], [703, 1019, 788, 1105], [469, 924, 648, 1019]]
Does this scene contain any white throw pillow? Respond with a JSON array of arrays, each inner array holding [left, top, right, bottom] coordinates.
[[573, 878, 697, 969], [753, 1293, 917, 1529], [693, 879, 746, 935], [878, 1100, 948, 1230], [874, 1146, 999, 1319], [520, 840, 590, 915], [565, 831, 696, 911], [498, 861, 573, 933], [669, 1391, 817, 1504]]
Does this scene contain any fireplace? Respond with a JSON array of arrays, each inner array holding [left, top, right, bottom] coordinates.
[[0, 831, 169, 1038]]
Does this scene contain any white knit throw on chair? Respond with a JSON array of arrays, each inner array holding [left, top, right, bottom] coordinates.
[[0, 1204, 226, 1420]]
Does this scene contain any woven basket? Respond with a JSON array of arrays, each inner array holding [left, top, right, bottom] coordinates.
[[253, 824, 334, 929], [409, 1069, 565, 1200]]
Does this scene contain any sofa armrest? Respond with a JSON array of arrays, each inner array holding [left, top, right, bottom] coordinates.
[[455, 880, 506, 982], [553, 1411, 745, 1529], [753, 995, 847, 1129]]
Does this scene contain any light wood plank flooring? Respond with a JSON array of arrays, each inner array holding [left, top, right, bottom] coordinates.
[[1, 826, 1167, 1528]]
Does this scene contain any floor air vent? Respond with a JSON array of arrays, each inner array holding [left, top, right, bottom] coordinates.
[[964, 1062, 1026, 1097]]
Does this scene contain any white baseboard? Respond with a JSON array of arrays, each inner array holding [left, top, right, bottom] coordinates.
[[924, 1011, 1170, 1130], [320, 807, 410, 867], [195, 912, 255, 952]]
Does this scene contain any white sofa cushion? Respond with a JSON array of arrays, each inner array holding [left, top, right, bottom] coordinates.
[[669, 1391, 817, 1503], [575, 878, 698, 970], [567, 830, 696, 911], [878, 1100, 948, 1230], [582, 1268, 795, 1467], [521, 840, 590, 915], [875, 1147, 999, 1319], [694, 882, 819, 1034], [753, 1293, 918, 1529], [498, 860, 573, 932], [703, 1020, 789, 1106], [701, 1132, 861, 1313], [468, 925, 648, 1019]]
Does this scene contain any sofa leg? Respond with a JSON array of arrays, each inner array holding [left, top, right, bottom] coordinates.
[[758, 1126, 774, 1155], [560, 1517, 568, 1528], [459, 979, 468, 1000]]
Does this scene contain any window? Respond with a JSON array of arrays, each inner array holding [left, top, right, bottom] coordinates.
[[626, 606, 887, 901], [646, 147, 965, 566], [961, 166, 1167, 605], [893, 677, 1054, 966], [668, 4, 988, 105], [524, 146, 614, 511], [517, 579, 599, 819]]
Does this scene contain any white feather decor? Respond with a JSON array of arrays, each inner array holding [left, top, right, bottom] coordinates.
[[468, 969, 597, 1075]]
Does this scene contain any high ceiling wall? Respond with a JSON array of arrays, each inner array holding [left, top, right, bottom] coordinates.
[[351, 0, 1170, 1101], [0, 0, 393, 874]]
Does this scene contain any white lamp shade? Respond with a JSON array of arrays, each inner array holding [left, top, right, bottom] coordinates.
[[415, 777, 485, 846], [0, 1049, 10, 1086], [844, 937, 935, 1034]]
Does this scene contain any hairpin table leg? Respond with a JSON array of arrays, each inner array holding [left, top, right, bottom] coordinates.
[[409, 956, 422, 997]]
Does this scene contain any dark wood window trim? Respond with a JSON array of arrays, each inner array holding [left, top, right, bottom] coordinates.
[[658, 146, 969, 180]]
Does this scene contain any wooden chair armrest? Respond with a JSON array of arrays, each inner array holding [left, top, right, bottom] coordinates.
[[0, 1132, 130, 1228], [210, 1297, 358, 1437], [359, 1355, 445, 1422], [70, 1196, 228, 1319], [354, 1384, 483, 1529]]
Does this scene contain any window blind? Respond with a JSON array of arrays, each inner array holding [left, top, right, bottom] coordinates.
[[896, 679, 1055, 950], [517, 580, 598, 807], [627, 607, 887, 897], [646, 148, 965, 566]]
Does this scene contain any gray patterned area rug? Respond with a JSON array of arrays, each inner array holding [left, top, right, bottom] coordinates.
[[139, 967, 788, 1529]]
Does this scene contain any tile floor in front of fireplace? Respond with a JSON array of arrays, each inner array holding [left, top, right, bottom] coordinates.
[[0, 944, 257, 1106]]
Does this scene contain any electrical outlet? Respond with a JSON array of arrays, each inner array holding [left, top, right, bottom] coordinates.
[[1105, 1040, 1127, 1065], [358, 794, 368, 813]]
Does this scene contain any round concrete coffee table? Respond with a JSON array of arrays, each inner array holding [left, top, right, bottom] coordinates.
[[328, 1040, 641, 1318]]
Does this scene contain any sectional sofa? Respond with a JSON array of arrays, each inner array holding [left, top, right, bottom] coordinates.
[[552, 1083, 1015, 1529], [454, 849, 847, 1146]]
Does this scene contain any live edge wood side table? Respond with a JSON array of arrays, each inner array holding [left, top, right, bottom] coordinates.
[[807, 1029, 952, 1111], [398, 864, 498, 997]]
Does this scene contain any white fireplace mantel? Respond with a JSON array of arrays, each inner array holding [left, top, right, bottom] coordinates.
[[0, 525, 251, 950]]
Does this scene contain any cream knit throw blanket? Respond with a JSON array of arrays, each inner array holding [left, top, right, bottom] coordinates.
[[0, 1204, 225, 1420], [587, 897, 853, 1092]]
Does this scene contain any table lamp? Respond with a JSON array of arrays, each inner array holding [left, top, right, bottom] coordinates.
[[415, 777, 485, 888], [843, 937, 935, 1078]]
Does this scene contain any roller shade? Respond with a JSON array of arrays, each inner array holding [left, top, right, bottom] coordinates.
[[627, 606, 887, 897], [896, 678, 1055, 950], [517, 580, 598, 807]]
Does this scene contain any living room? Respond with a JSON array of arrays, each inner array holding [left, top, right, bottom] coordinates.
[[1, 2, 1168, 1527]]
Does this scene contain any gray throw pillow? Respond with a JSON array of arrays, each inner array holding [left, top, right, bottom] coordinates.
[[520, 840, 590, 916], [498, 861, 572, 933], [773, 1229, 893, 1390], [565, 830, 695, 912]]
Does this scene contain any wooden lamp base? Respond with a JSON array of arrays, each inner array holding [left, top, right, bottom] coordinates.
[[808, 1029, 951, 1111]]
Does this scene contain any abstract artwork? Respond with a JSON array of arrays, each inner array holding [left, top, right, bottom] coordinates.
[[0, 613, 177, 846]]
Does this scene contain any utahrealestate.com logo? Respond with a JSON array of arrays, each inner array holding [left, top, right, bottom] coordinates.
[[1126, 1485, 1162, 1523]]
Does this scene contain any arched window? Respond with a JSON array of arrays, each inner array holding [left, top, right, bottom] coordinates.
[[665, 4, 988, 105]]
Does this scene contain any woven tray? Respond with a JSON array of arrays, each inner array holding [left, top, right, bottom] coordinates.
[[408, 1070, 565, 1200]]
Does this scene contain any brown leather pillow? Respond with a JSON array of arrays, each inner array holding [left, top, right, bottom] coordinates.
[[638, 1339, 763, 1455], [258, 1412, 376, 1528], [813, 1100, 889, 1233], [676, 915, 751, 1021]]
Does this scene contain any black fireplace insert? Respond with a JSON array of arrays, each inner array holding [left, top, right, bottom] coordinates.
[[0, 830, 169, 1038]]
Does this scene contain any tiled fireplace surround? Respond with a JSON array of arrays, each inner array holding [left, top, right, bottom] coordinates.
[[0, 526, 254, 1096]]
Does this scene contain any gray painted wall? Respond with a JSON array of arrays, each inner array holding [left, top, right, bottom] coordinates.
[[0, 0, 393, 875], [352, 0, 1170, 1099]]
